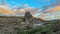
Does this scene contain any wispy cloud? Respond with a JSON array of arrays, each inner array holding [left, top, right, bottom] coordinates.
[[34, 0, 60, 20]]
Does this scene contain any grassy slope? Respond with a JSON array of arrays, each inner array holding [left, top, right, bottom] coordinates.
[[0, 16, 60, 34], [16, 19, 60, 34]]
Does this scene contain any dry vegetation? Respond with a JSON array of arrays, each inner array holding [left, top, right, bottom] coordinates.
[[0, 15, 60, 34]]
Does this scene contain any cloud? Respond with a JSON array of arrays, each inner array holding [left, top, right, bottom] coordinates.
[[0, 8, 15, 16], [36, 5, 60, 20], [0, 0, 16, 16], [0, 4, 9, 9], [37, 13, 58, 20], [11, 4, 41, 16], [35, 0, 60, 20], [40, 0, 60, 12], [50, 6, 60, 12], [19, 9, 26, 14], [43, 5, 60, 13], [24, 4, 29, 7], [0, 0, 60, 20], [0, 0, 9, 9], [35, 0, 50, 2], [0, 0, 41, 16]]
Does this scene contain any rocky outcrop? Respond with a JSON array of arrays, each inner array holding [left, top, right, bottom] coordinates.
[[23, 12, 44, 24], [23, 12, 44, 29]]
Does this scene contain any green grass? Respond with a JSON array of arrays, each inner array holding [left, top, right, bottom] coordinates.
[[16, 20, 60, 34], [0, 16, 23, 18]]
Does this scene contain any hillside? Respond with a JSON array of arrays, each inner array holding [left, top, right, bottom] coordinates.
[[0, 12, 60, 34], [0, 12, 44, 34]]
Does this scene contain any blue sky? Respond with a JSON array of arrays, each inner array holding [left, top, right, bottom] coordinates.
[[5, 0, 55, 8], [1, 0, 59, 20]]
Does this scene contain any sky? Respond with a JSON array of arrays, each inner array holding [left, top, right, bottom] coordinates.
[[0, 0, 60, 20], [0, 0, 55, 8]]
